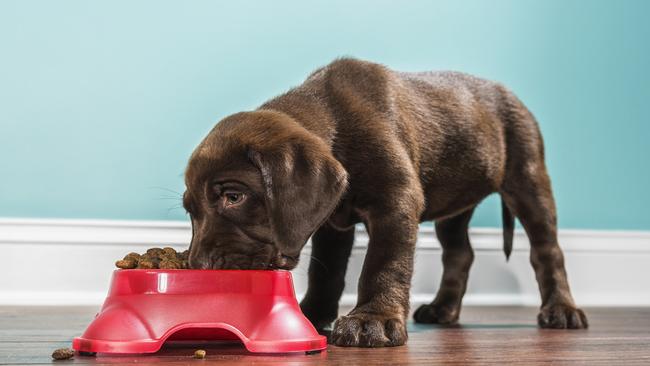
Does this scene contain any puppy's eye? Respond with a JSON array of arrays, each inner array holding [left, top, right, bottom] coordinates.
[[223, 191, 244, 207]]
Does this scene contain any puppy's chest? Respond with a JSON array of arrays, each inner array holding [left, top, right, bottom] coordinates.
[[327, 199, 364, 231]]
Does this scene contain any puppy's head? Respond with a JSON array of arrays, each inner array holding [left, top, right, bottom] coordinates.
[[184, 110, 347, 270]]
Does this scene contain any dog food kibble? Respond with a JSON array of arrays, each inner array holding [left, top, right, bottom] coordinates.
[[162, 247, 177, 257], [137, 259, 156, 269], [160, 258, 182, 269], [194, 349, 207, 359], [125, 252, 141, 261], [115, 248, 190, 269], [52, 348, 75, 360], [115, 258, 137, 269], [146, 247, 164, 256], [115, 252, 145, 269]]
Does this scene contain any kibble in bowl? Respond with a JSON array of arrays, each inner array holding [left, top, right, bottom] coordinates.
[[115, 247, 189, 270]]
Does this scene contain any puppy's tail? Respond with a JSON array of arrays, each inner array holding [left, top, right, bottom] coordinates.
[[501, 198, 515, 261]]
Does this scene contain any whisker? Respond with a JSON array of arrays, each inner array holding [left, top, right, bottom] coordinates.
[[154, 197, 183, 201], [308, 255, 329, 274], [165, 204, 184, 216], [147, 186, 184, 197], [291, 265, 309, 277]]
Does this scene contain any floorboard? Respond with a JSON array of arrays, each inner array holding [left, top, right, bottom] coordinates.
[[1, 306, 649, 365]]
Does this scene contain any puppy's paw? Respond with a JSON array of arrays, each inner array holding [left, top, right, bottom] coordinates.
[[538, 304, 588, 329], [413, 303, 459, 325], [331, 312, 407, 347]]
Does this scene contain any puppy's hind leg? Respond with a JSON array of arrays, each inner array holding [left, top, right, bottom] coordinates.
[[413, 208, 475, 325], [501, 166, 588, 329]]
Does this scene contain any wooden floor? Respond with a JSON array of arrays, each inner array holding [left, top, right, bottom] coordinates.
[[1, 305, 649, 365]]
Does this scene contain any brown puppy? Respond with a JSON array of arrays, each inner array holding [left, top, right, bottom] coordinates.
[[183, 58, 588, 347]]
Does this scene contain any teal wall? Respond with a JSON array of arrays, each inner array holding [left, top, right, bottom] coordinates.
[[1, 0, 649, 229]]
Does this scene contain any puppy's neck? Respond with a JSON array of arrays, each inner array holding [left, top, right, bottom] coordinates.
[[257, 90, 337, 149]]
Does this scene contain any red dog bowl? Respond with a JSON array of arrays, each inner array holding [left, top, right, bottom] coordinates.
[[73, 269, 326, 354]]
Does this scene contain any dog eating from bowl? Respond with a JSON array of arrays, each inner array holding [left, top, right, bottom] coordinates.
[[182, 58, 588, 348]]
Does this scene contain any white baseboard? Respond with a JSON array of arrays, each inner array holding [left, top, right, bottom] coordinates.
[[1, 218, 649, 307]]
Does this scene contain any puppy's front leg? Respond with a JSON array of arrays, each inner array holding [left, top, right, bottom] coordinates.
[[300, 223, 355, 332], [331, 213, 418, 347]]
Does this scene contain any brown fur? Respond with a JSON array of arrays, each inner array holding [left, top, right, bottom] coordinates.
[[183, 58, 587, 347]]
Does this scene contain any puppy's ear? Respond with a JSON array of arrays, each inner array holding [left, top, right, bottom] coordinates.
[[249, 142, 348, 256]]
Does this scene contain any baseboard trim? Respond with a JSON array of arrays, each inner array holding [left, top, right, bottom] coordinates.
[[1, 218, 649, 306], [2, 217, 649, 251], [3, 292, 649, 308]]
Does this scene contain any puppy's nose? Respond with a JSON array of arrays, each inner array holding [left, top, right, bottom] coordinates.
[[271, 254, 299, 270]]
